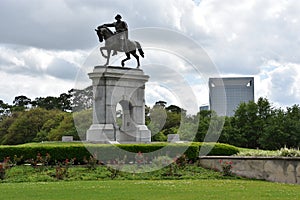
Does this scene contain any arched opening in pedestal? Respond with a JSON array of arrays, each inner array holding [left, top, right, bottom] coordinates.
[[116, 103, 123, 128], [116, 100, 136, 141]]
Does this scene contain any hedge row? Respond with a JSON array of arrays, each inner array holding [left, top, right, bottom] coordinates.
[[0, 142, 239, 164]]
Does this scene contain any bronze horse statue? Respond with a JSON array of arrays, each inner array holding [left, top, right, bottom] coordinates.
[[95, 26, 144, 68]]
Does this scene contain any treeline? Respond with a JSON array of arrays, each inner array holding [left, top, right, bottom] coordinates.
[[146, 98, 300, 150], [220, 98, 300, 150], [0, 87, 93, 144], [0, 86, 93, 115], [0, 90, 300, 150]]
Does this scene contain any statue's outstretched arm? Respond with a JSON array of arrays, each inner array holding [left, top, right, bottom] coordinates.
[[102, 23, 115, 27]]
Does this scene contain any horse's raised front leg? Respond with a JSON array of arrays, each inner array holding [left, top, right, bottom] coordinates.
[[100, 47, 107, 59], [121, 53, 131, 67]]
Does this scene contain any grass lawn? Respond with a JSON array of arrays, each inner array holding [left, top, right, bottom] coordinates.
[[0, 179, 299, 200]]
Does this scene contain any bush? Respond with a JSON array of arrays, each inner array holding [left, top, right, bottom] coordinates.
[[0, 142, 239, 164], [0, 143, 91, 164], [278, 147, 300, 157], [202, 143, 240, 156]]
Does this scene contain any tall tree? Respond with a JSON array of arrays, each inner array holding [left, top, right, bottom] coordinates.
[[0, 100, 11, 119], [68, 86, 93, 112], [31, 93, 72, 112], [11, 95, 31, 112], [194, 110, 211, 142], [284, 105, 300, 148], [258, 108, 287, 149], [48, 113, 79, 141], [232, 101, 260, 148]]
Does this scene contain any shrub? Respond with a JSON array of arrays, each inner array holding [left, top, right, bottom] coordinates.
[[200, 143, 239, 156], [237, 147, 300, 157], [219, 159, 233, 176], [0, 143, 91, 164], [54, 158, 76, 180], [0, 142, 239, 164], [152, 156, 173, 167], [278, 147, 300, 157], [0, 157, 11, 180]]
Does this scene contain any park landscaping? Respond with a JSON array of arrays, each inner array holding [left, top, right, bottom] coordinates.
[[0, 142, 239, 164], [0, 142, 299, 199], [0, 142, 239, 181]]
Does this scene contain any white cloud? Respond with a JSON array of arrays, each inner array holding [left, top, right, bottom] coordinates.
[[0, 71, 75, 103], [0, 45, 88, 103], [257, 61, 300, 107]]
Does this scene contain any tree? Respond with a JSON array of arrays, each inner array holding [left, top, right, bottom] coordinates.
[[0, 108, 79, 145], [33, 112, 66, 142], [32, 94, 72, 111], [48, 113, 79, 141], [58, 93, 72, 111], [148, 103, 167, 141], [0, 100, 11, 119], [164, 111, 181, 130], [194, 110, 211, 142], [232, 101, 261, 148], [227, 97, 300, 149], [166, 105, 183, 114], [258, 108, 287, 149], [205, 114, 225, 142], [153, 101, 167, 108], [11, 95, 31, 112], [148, 101, 184, 141], [178, 121, 198, 141], [2, 108, 57, 144], [73, 109, 92, 140], [68, 86, 93, 112], [257, 97, 272, 120], [219, 116, 239, 145], [0, 112, 19, 144], [32, 96, 58, 110], [283, 105, 300, 148]]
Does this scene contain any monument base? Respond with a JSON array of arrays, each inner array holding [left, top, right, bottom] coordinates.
[[136, 125, 151, 143], [86, 124, 151, 143], [115, 125, 151, 143], [86, 124, 115, 142]]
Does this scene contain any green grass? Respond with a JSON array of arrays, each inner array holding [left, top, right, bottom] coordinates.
[[0, 179, 299, 200]]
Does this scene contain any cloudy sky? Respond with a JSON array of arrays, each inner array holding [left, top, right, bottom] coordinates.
[[1, 0, 300, 111]]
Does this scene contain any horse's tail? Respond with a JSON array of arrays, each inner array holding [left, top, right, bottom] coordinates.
[[135, 41, 144, 58]]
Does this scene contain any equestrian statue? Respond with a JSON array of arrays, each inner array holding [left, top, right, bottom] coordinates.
[[95, 14, 144, 68]]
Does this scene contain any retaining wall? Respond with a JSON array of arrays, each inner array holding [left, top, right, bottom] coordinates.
[[199, 156, 300, 184]]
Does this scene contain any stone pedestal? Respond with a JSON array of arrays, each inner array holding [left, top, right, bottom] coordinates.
[[86, 66, 151, 143], [62, 136, 73, 142], [86, 124, 115, 141], [167, 134, 180, 142]]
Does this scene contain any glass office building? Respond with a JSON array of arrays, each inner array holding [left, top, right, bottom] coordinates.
[[209, 77, 254, 116]]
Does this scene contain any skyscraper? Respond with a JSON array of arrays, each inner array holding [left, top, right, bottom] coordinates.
[[209, 77, 254, 116]]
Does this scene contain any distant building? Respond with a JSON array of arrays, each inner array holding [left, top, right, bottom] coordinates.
[[209, 77, 254, 116], [199, 105, 209, 111]]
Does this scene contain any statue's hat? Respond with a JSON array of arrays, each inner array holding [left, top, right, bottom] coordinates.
[[115, 14, 122, 20]]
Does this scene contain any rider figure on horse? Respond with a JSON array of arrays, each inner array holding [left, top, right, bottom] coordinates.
[[102, 14, 128, 55]]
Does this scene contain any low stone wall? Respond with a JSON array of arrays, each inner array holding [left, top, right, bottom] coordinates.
[[199, 156, 300, 184]]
